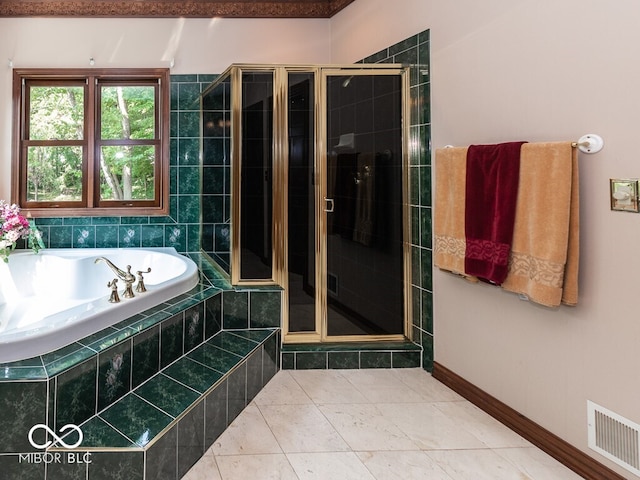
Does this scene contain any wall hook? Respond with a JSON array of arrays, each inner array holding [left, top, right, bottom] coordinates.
[[574, 134, 604, 154]]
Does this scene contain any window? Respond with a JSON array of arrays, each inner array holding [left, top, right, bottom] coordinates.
[[12, 68, 170, 216]]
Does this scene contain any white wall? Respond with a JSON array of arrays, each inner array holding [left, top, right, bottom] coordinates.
[[333, 0, 640, 477], [0, 17, 331, 199]]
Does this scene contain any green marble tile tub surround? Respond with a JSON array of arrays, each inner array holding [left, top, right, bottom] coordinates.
[[161, 312, 186, 368], [263, 332, 280, 377], [0, 381, 47, 453], [227, 363, 248, 422], [147, 425, 178, 479], [81, 327, 124, 353], [88, 451, 145, 480], [46, 458, 90, 480], [164, 357, 224, 394], [187, 343, 243, 374], [231, 328, 276, 344], [55, 357, 98, 430], [98, 341, 133, 411], [99, 393, 173, 448], [135, 374, 200, 418], [0, 262, 278, 468], [184, 302, 206, 352], [246, 349, 265, 401], [76, 416, 137, 448], [178, 402, 206, 477], [207, 330, 262, 357], [0, 365, 47, 381], [71, 329, 276, 480], [0, 455, 45, 480], [250, 290, 282, 328], [204, 379, 228, 447], [132, 325, 161, 388], [222, 291, 249, 329]]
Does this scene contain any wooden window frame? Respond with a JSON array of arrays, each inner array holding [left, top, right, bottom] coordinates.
[[11, 68, 170, 217]]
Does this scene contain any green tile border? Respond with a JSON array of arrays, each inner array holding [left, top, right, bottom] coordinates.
[[281, 340, 422, 370]]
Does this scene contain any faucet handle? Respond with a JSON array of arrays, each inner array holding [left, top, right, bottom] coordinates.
[[136, 267, 152, 293], [107, 278, 120, 303]]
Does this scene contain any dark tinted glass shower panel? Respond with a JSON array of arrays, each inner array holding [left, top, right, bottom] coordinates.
[[287, 73, 316, 332], [201, 75, 232, 273], [240, 72, 274, 280], [326, 74, 404, 336]]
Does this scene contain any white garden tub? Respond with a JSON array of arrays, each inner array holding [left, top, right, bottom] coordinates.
[[0, 247, 199, 363]]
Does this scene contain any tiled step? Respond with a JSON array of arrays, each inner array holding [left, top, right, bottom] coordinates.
[[50, 328, 280, 480], [282, 340, 422, 369]]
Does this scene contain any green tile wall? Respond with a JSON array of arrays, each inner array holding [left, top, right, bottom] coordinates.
[[282, 341, 422, 370], [200, 77, 232, 271], [360, 29, 433, 371]]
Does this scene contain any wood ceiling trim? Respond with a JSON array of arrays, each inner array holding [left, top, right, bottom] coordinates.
[[0, 0, 355, 18]]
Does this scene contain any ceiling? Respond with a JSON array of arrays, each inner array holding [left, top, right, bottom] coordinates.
[[0, 0, 356, 18]]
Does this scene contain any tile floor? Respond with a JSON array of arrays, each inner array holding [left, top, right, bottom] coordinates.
[[183, 368, 584, 480]]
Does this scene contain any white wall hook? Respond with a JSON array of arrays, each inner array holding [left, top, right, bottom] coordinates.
[[575, 134, 604, 154]]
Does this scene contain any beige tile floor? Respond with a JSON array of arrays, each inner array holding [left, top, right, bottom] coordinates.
[[183, 368, 584, 480]]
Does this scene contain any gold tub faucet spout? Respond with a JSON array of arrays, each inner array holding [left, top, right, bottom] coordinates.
[[95, 257, 136, 298]]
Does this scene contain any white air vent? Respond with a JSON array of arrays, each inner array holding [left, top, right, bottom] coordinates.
[[588, 400, 640, 476]]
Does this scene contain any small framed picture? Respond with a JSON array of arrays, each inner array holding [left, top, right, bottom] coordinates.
[[610, 179, 639, 212]]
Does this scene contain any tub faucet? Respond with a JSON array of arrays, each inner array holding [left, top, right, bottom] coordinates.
[[95, 257, 136, 299]]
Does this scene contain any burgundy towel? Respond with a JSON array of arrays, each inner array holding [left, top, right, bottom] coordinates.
[[464, 141, 526, 284]]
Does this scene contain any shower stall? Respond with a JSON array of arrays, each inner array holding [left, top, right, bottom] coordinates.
[[201, 64, 411, 344]]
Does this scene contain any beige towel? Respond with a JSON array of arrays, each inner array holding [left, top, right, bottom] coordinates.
[[501, 142, 579, 307], [434, 147, 476, 280]]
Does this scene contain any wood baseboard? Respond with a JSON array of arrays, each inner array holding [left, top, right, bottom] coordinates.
[[432, 362, 626, 480]]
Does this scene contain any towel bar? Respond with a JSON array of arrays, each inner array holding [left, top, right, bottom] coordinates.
[[443, 134, 604, 154]]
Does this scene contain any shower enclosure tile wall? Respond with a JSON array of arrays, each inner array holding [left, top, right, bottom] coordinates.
[[282, 29, 432, 369], [367, 29, 432, 370]]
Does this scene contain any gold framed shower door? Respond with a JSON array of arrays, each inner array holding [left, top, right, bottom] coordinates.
[[205, 63, 412, 344]]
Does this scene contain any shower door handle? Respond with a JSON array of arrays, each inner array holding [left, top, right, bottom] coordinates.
[[324, 197, 335, 213]]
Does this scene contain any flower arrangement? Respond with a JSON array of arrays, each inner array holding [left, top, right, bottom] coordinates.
[[0, 201, 44, 263]]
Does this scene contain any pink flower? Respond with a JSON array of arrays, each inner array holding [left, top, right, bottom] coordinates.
[[0, 200, 44, 262]]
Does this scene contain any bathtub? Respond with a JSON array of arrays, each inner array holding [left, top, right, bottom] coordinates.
[[0, 247, 199, 363]]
